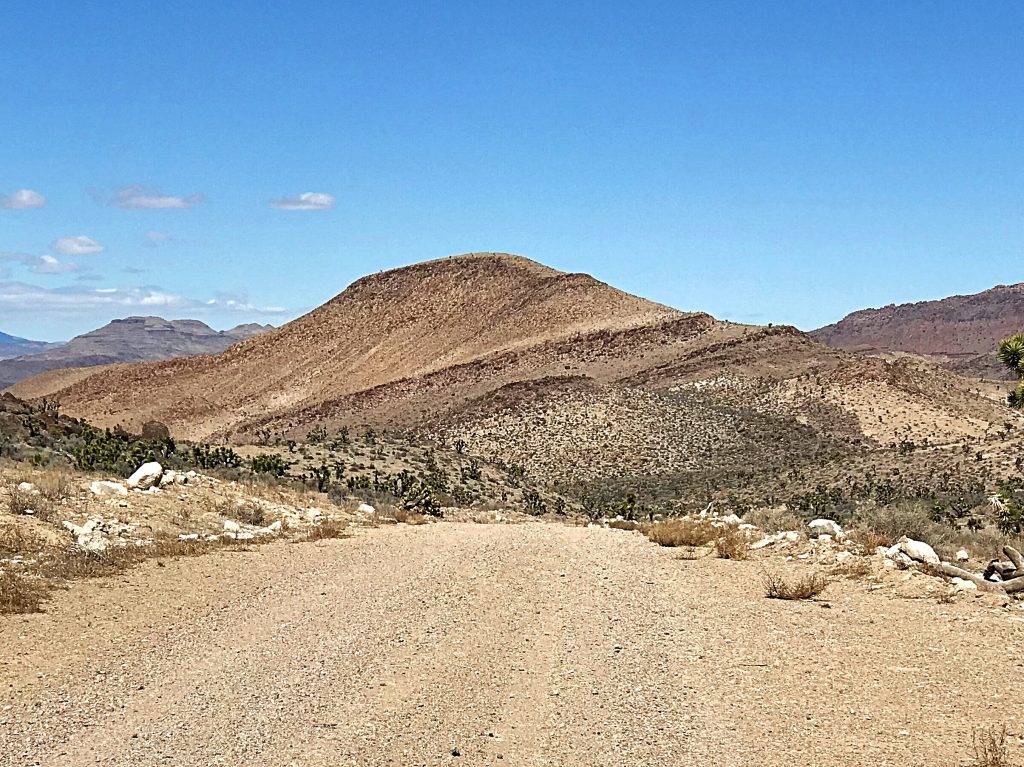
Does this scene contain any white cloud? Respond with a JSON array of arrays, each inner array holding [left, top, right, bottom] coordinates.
[[108, 185, 204, 209], [53, 235, 105, 255], [0, 189, 47, 209], [0, 281, 288, 316], [30, 255, 79, 274], [0, 251, 79, 275], [269, 191, 335, 211]]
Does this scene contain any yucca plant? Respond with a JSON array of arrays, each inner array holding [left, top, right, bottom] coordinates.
[[998, 334, 1024, 409]]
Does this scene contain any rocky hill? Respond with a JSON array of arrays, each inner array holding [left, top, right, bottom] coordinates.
[[12, 253, 1020, 501], [0, 317, 270, 389], [811, 283, 1024, 379], [0, 331, 57, 361]]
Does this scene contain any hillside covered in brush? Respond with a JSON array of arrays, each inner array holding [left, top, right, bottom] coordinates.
[[12, 253, 1020, 499]]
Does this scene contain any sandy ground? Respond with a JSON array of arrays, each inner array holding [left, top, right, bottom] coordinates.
[[2, 522, 1023, 766]]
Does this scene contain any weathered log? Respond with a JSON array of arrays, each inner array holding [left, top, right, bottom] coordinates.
[[921, 562, 1007, 594], [1003, 545, 1024, 574], [1002, 575, 1024, 594]]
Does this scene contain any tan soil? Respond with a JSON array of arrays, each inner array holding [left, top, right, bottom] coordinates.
[[2, 522, 1021, 766]]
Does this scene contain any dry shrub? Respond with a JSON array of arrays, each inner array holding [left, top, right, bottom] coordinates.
[[744, 507, 802, 534], [295, 520, 350, 542], [849, 529, 891, 553], [645, 519, 719, 547], [5, 482, 43, 518], [714, 528, 749, 560], [0, 571, 49, 614], [832, 557, 872, 578], [391, 507, 428, 525], [966, 725, 1012, 767], [0, 523, 47, 557], [763, 571, 828, 600], [35, 471, 74, 505], [675, 545, 705, 561], [607, 519, 641, 531]]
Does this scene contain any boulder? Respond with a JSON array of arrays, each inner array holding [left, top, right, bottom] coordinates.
[[223, 519, 241, 533], [808, 519, 842, 537], [898, 536, 940, 565], [955, 548, 970, 562], [90, 480, 128, 496], [17, 481, 37, 494], [127, 462, 163, 490], [356, 503, 376, 515], [951, 577, 978, 591]]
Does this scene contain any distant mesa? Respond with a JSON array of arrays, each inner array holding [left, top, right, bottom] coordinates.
[[0, 317, 272, 390]]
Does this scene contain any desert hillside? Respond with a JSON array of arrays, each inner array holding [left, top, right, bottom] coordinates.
[[15, 253, 1020, 500], [811, 283, 1024, 378]]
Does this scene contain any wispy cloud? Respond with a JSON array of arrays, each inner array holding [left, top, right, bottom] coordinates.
[[269, 191, 335, 211], [29, 255, 79, 274], [0, 189, 46, 209], [106, 185, 204, 210], [144, 230, 172, 247], [0, 281, 288, 316], [0, 252, 79, 275], [53, 235, 105, 255]]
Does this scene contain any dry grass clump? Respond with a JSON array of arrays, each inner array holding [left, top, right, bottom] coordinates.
[[645, 519, 720, 547], [743, 507, 802, 534], [0, 570, 49, 614], [763, 571, 828, 600], [832, 557, 873, 578], [607, 519, 642, 531], [390, 507, 429, 525], [714, 528, 749, 560], [965, 725, 1013, 767], [295, 520, 350, 542], [0, 523, 47, 557]]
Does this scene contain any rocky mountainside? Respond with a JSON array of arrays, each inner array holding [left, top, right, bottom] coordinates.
[[811, 283, 1024, 379], [0, 317, 271, 389], [12, 253, 1019, 500], [0, 331, 57, 361]]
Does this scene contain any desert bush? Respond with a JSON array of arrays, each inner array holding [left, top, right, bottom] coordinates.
[[744, 507, 802, 534], [0, 523, 47, 557], [296, 520, 350, 542], [5, 482, 41, 517], [0, 571, 49, 614], [714, 528, 748, 560], [607, 519, 641, 531], [966, 725, 1012, 767], [645, 519, 719, 547], [763, 571, 828, 600], [250, 453, 290, 477]]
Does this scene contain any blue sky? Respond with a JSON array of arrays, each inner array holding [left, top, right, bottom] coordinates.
[[1, 1, 1021, 340]]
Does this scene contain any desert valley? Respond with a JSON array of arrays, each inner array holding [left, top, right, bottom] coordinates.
[[3, 252, 1024, 765]]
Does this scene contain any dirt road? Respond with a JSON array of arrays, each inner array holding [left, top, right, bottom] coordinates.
[[2, 522, 1022, 766]]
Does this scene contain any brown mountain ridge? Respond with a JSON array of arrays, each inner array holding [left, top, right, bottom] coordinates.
[[811, 283, 1024, 379], [12, 253, 1019, 495]]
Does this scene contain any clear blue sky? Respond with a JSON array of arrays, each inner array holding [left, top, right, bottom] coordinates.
[[1, 1, 1021, 340]]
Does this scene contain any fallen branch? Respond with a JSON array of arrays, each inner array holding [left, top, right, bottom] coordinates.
[[1002, 545, 1024, 574], [920, 562, 1007, 595]]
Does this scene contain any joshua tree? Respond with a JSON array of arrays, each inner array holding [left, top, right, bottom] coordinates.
[[998, 334, 1024, 407]]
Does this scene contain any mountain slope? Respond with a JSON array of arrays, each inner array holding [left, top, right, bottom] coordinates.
[[811, 283, 1024, 378], [15, 253, 1019, 498], [0, 330, 57, 361], [0, 317, 271, 389]]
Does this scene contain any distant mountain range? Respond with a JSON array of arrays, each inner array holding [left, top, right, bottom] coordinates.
[[0, 331, 60, 361], [811, 283, 1024, 379], [0, 317, 271, 389]]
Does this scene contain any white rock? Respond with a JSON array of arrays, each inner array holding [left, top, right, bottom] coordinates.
[[16, 481, 37, 494], [817, 534, 833, 544], [718, 514, 742, 525], [305, 508, 323, 522], [955, 548, 970, 562], [836, 551, 854, 564], [808, 519, 842, 537], [781, 531, 799, 543], [178, 533, 200, 541], [159, 470, 179, 487], [267, 520, 282, 532], [898, 536, 940, 565], [223, 520, 241, 533], [236, 531, 255, 541], [90, 480, 128, 496], [951, 577, 978, 591], [127, 462, 163, 490], [356, 503, 375, 515]]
